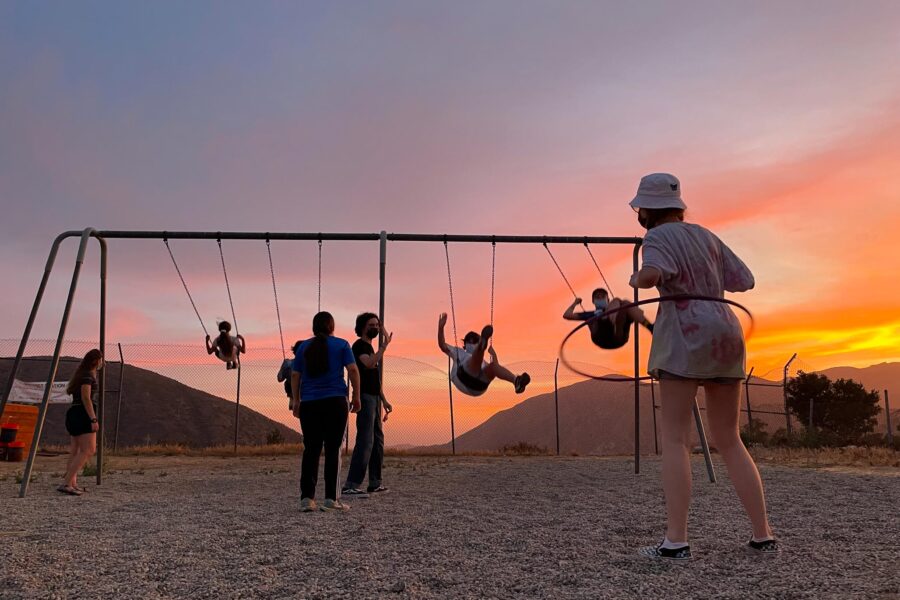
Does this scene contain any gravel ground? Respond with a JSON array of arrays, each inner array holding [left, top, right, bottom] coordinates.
[[1, 455, 898, 599]]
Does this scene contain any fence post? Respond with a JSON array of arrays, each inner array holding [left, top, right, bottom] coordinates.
[[693, 400, 717, 484], [885, 390, 893, 445], [448, 354, 455, 455], [783, 354, 797, 435], [114, 343, 126, 453], [744, 367, 754, 427], [650, 379, 659, 455], [554, 358, 560, 456], [233, 363, 242, 453]]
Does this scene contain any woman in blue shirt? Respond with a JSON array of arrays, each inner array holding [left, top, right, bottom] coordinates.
[[290, 312, 360, 512]]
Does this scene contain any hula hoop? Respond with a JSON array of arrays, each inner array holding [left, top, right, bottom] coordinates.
[[559, 294, 755, 382]]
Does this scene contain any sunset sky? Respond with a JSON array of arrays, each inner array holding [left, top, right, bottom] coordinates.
[[2, 1, 900, 378]]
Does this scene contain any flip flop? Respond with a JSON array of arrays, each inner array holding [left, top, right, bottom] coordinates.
[[56, 485, 82, 496]]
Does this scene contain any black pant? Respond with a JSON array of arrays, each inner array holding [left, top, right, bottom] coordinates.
[[298, 397, 349, 501]]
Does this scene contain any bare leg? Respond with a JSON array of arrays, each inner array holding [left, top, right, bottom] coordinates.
[[625, 304, 651, 328], [463, 338, 488, 378], [484, 361, 516, 384], [64, 437, 79, 486], [659, 379, 699, 543], [704, 382, 774, 540]]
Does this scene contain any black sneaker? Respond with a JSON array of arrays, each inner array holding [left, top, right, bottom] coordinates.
[[514, 373, 531, 394], [480, 325, 494, 347], [341, 487, 370, 498], [747, 538, 780, 555], [638, 541, 692, 561], [366, 485, 389, 494]]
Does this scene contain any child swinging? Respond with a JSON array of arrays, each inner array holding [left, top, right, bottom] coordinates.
[[563, 288, 654, 350], [437, 313, 530, 397], [206, 320, 246, 370]]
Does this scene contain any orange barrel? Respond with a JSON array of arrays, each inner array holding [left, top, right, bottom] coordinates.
[[1, 404, 38, 460], [1, 422, 19, 443], [5, 441, 25, 462]]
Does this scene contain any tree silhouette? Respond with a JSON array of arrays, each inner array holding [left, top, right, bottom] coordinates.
[[785, 371, 880, 442]]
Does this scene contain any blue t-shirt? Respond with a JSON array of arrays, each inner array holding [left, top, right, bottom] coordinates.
[[291, 336, 355, 402]]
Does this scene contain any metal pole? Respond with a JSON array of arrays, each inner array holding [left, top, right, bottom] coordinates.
[[20, 228, 96, 497], [744, 367, 754, 426], [233, 364, 241, 453], [114, 343, 125, 453], [650, 379, 659, 455], [783, 353, 797, 435], [693, 399, 717, 484], [0, 233, 69, 417], [632, 243, 641, 474], [96, 235, 107, 486], [448, 354, 455, 455], [885, 390, 893, 445], [554, 358, 560, 456]]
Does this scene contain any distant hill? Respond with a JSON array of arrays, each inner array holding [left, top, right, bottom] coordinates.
[[420, 363, 898, 455], [818, 363, 900, 396], [1, 357, 301, 448]]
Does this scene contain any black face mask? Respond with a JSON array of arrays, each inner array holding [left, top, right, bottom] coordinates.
[[366, 327, 379, 339], [638, 213, 650, 229]]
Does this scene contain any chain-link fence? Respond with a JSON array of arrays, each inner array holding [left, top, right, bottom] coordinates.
[[4, 339, 894, 454]]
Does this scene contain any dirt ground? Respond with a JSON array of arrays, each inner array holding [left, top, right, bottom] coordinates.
[[1, 454, 898, 599]]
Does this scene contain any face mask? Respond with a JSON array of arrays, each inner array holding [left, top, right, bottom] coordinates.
[[594, 299, 608, 311], [638, 213, 649, 229], [464, 343, 478, 354], [366, 327, 379, 339]]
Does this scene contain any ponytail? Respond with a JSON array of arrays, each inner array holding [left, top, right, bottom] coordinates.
[[304, 312, 334, 377], [217, 321, 234, 356]]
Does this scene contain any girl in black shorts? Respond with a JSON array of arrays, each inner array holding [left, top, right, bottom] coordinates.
[[59, 349, 103, 496]]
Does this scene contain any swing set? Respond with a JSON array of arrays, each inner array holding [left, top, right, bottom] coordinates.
[[2, 228, 726, 497]]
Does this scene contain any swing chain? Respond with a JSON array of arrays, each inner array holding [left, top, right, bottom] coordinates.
[[443, 240, 461, 363], [217, 237, 239, 335], [164, 238, 209, 338], [266, 237, 286, 359], [543, 242, 583, 308], [317, 238, 323, 313], [584, 242, 615, 299], [489, 239, 496, 346]]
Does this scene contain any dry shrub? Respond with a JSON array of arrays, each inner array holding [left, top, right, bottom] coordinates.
[[751, 446, 900, 468], [109, 443, 303, 457]]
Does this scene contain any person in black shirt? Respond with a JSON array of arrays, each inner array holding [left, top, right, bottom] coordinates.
[[342, 312, 393, 497], [59, 349, 103, 496], [563, 288, 653, 350]]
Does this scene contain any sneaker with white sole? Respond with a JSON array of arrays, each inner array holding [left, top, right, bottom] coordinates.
[[300, 497, 318, 512], [320, 499, 350, 512], [341, 487, 370, 498], [366, 485, 389, 494], [747, 538, 780, 555], [637, 541, 692, 562]]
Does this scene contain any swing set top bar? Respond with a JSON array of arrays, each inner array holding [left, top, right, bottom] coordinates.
[[65, 230, 642, 245]]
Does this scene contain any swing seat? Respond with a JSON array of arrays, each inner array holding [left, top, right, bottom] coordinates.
[[590, 315, 632, 350], [452, 364, 490, 397]]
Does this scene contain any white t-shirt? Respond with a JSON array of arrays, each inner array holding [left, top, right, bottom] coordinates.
[[640, 222, 754, 379]]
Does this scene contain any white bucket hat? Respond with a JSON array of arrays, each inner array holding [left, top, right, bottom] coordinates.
[[629, 173, 687, 211]]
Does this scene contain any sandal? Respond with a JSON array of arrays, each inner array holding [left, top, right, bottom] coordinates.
[[56, 485, 83, 496]]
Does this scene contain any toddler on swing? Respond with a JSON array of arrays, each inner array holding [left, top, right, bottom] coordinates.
[[437, 313, 530, 397], [563, 288, 654, 349], [206, 321, 246, 370]]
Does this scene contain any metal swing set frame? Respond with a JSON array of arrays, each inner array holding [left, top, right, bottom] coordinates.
[[0, 228, 717, 498]]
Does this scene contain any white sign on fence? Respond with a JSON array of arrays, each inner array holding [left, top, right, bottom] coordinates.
[[8, 379, 70, 404]]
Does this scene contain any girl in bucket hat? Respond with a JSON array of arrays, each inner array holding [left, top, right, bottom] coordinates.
[[628, 173, 778, 561]]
